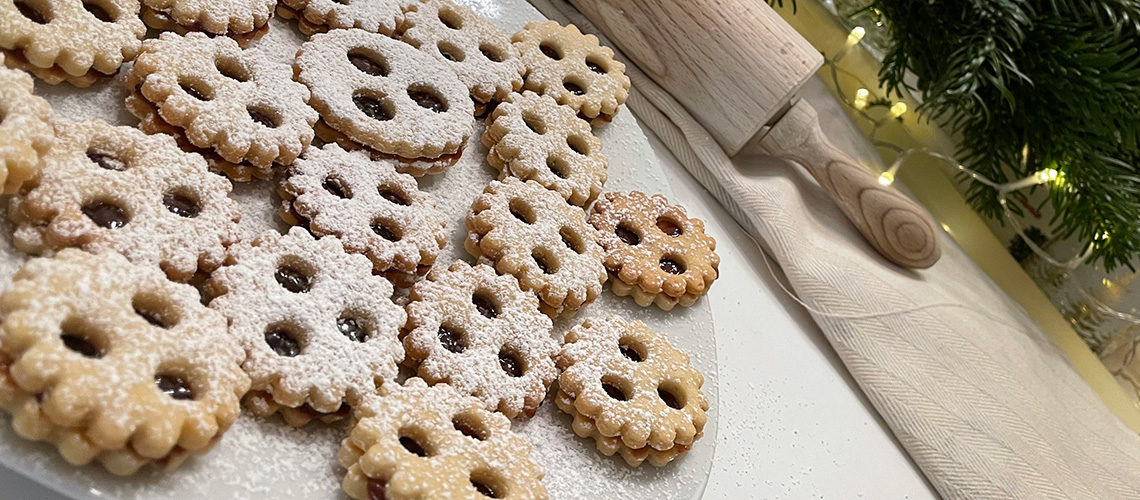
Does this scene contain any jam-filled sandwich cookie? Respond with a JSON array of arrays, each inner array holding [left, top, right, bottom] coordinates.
[[465, 178, 607, 318], [589, 191, 719, 311], [140, 0, 274, 46], [483, 91, 606, 207], [556, 315, 708, 467], [8, 118, 242, 282], [403, 260, 557, 419], [277, 0, 403, 36], [401, 0, 524, 115], [295, 29, 474, 176], [0, 249, 250, 475], [0, 0, 145, 87], [126, 32, 317, 182], [338, 378, 547, 500], [511, 21, 629, 126], [0, 59, 53, 194], [277, 144, 448, 287], [207, 228, 407, 427]]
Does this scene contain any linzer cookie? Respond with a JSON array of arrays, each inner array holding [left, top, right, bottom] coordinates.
[[127, 32, 317, 181], [556, 315, 707, 467], [512, 21, 629, 126], [339, 378, 547, 499], [295, 29, 474, 176], [140, 0, 274, 46], [403, 260, 557, 419], [401, 0, 524, 113], [0, 249, 250, 475], [465, 178, 607, 318], [483, 91, 606, 207], [9, 118, 242, 282], [0, 0, 146, 87], [277, 0, 403, 36], [0, 60, 53, 194], [277, 144, 448, 287], [589, 191, 718, 310], [207, 228, 406, 426]]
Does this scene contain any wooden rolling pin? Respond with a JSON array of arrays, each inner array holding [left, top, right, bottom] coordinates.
[[569, 0, 941, 268]]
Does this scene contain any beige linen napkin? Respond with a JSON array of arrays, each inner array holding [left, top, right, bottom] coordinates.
[[528, 0, 1140, 496]]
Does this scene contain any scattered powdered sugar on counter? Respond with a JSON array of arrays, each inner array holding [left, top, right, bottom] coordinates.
[[0, 2, 718, 497]]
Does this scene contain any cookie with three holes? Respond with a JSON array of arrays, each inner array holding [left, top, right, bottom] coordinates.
[[403, 260, 557, 419], [139, 0, 275, 46], [207, 227, 407, 426], [465, 178, 607, 318], [556, 315, 707, 467], [339, 377, 547, 499], [0, 249, 250, 475], [127, 32, 317, 181], [589, 191, 719, 310], [512, 21, 629, 126], [8, 118, 242, 282], [295, 28, 474, 176], [0, 58, 53, 194], [0, 0, 146, 86], [277, 143, 448, 288]]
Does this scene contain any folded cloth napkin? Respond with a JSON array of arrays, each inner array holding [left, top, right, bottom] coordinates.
[[528, 0, 1140, 496]]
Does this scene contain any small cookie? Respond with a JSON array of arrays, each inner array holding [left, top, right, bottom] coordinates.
[[553, 390, 686, 467], [127, 32, 317, 181], [140, 1, 273, 47], [0, 59, 53, 194], [589, 191, 718, 310], [0, 0, 146, 86], [207, 227, 406, 423], [277, 143, 448, 287], [278, 0, 403, 36], [339, 378, 547, 499], [401, 0, 524, 109], [465, 178, 606, 318], [295, 28, 474, 175], [556, 315, 707, 466], [512, 21, 629, 126], [10, 118, 242, 282], [0, 249, 250, 474], [483, 91, 606, 207], [403, 260, 557, 419]]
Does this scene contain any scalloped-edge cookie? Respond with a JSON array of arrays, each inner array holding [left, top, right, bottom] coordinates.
[[0, 0, 146, 86], [140, 0, 274, 47], [0, 249, 249, 474], [589, 191, 719, 311], [206, 227, 407, 423], [403, 260, 557, 419], [465, 178, 607, 318], [9, 118, 242, 282], [554, 389, 688, 467], [339, 378, 547, 499], [277, 0, 403, 36], [483, 91, 606, 207], [0, 59, 53, 194], [512, 21, 629, 126]]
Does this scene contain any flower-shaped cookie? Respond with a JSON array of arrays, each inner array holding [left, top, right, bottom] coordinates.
[[589, 191, 719, 310], [0, 60, 53, 194], [277, 0, 403, 36], [140, 0, 275, 45], [483, 91, 606, 207], [207, 228, 407, 420], [0, 0, 146, 86], [512, 21, 629, 126], [277, 144, 449, 287], [557, 315, 708, 454], [553, 390, 686, 467], [339, 378, 547, 499], [465, 178, 607, 318], [404, 260, 557, 419], [295, 29, 474, 166], [0, 249, 249, 474], [10, 118, 242, 282], [127, 32, 317, 179], [401, 0, 524, 109]]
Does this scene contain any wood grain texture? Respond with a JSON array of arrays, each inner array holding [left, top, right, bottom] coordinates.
[[569, 0, 822, 155], [762, 101, 941, 268]]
